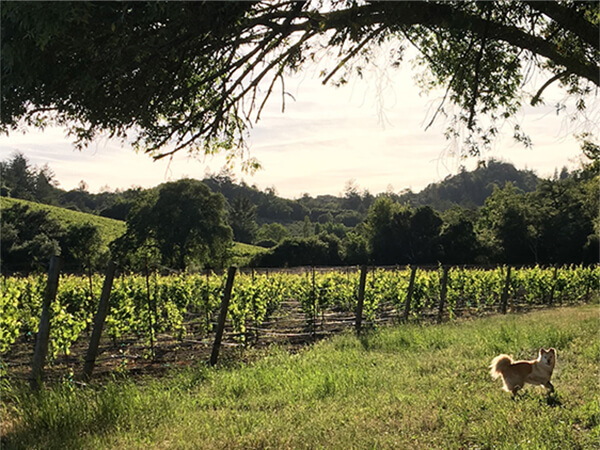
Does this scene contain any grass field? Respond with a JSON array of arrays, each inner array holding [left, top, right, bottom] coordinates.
[[2, 305, 598, 449], [0, 197, 126, 246]]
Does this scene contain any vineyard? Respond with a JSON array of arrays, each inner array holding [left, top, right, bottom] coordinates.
[[1, 264, 598, 382]]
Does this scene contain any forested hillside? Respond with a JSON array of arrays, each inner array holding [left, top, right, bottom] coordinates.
[[397, 160, 540, 210], [1, 151, 598, 271]]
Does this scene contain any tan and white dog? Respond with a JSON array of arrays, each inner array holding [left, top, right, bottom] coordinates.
[[490, 348, 556, 395]]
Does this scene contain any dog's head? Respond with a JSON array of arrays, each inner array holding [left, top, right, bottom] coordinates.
[[539, 348, 556, 368]]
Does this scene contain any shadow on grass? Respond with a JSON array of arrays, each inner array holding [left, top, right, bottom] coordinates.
[[511, 390, 563, 408], [543, 392, 563, 408]]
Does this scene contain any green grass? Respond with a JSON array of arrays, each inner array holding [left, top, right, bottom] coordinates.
[[230, 241, 268, 267], [0, 197, 126, 246], [2, 305, 599, 449]]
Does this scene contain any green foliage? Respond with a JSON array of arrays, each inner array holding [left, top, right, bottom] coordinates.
[[228, 196, 258, 244], [116, 179, 233, 271], [399, 159, 540, 211], [2, 2, 597, 158], [255, 223, 290, 246], [365, 199, 444, 265], [230, 242, 268, 268], [251, 235, 343, 267], [2, 265, 597, 357], [1, 201, 63, 271]]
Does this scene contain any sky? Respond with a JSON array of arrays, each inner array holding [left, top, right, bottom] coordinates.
[[1, 47, 597, 199]]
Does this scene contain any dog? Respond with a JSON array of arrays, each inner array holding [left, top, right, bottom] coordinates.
[[490, 348, 556, 395]]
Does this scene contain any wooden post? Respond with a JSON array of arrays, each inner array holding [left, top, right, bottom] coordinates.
[[355, 265, 368, 335], [437, 266, 449, 324], [30, 255, 61, 390], [82, 261, 116, 382], [403, 266, 417, 321], [210, 267, 237, 367], [500, 266, 512, 314]]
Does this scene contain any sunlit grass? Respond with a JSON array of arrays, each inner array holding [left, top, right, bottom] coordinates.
[[0, 196, 126, 246], [2, 305, 598, 449]]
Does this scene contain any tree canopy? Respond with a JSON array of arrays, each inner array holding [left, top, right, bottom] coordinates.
[[2, 1, 598, 161], [114, 179, 233, 271]]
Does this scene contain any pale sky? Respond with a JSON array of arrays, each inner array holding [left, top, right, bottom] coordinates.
[[1, 48, 597, 199]]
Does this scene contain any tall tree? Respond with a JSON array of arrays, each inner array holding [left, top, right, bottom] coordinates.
[[477, 183, 537, 264], [2, 1, 597, 160], [120, 179, 233, 270], [229, 196, 258, 244], [0, 152, 37, 200]]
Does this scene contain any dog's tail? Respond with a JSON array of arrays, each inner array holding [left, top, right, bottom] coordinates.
[[490, 354, 513, 380]]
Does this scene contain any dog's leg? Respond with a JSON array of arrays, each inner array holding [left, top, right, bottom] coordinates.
[[544, 381, 554, 393], [511, 384, 522, 397]]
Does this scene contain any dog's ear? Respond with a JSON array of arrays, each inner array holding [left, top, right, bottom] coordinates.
[[549, 348, 556, 355], [539, 348, 545, 355]]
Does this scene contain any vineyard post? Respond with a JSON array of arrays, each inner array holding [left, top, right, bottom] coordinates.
[[82, 261, 116, 382], [403, 266, 417, 321], [437, 266, 449, 324], [355, 265, 367, 335], [210, 266, 237, 367], [30, 255, 61, 390], [500, 266, 512, 314]]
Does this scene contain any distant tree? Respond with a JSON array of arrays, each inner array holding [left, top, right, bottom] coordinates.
[[342, 231, 369, 265], [34, 164, 59, 204], [317, 212, 334, 224], [342, 180, 363, 211], [477, 183, 537, 264], [532, 177, 595, 263], [62, 222, 103, 272], [118, 179, 232, 270], [0, 203, 63, 271], [364, 198, 445, 265], [407, 206, 443, 263], [439, 210, 480, 264], [229, 196, 258, 244], [253, 234, 342, 267], [335, 210, 363, 227], [365, 197, 416, 265], [59, 189, 95, 213], [0, 152, 37, 200], [302, 216, 313, 238], [255, 223, 290, 246]]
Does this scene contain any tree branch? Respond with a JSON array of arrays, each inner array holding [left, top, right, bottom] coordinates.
[[530, 70, 569, 106], [523, 1, 599, 50]]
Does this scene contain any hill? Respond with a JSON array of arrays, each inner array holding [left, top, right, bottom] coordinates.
[[0, 196, 126, 245], [397, 159, 541, 210]]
